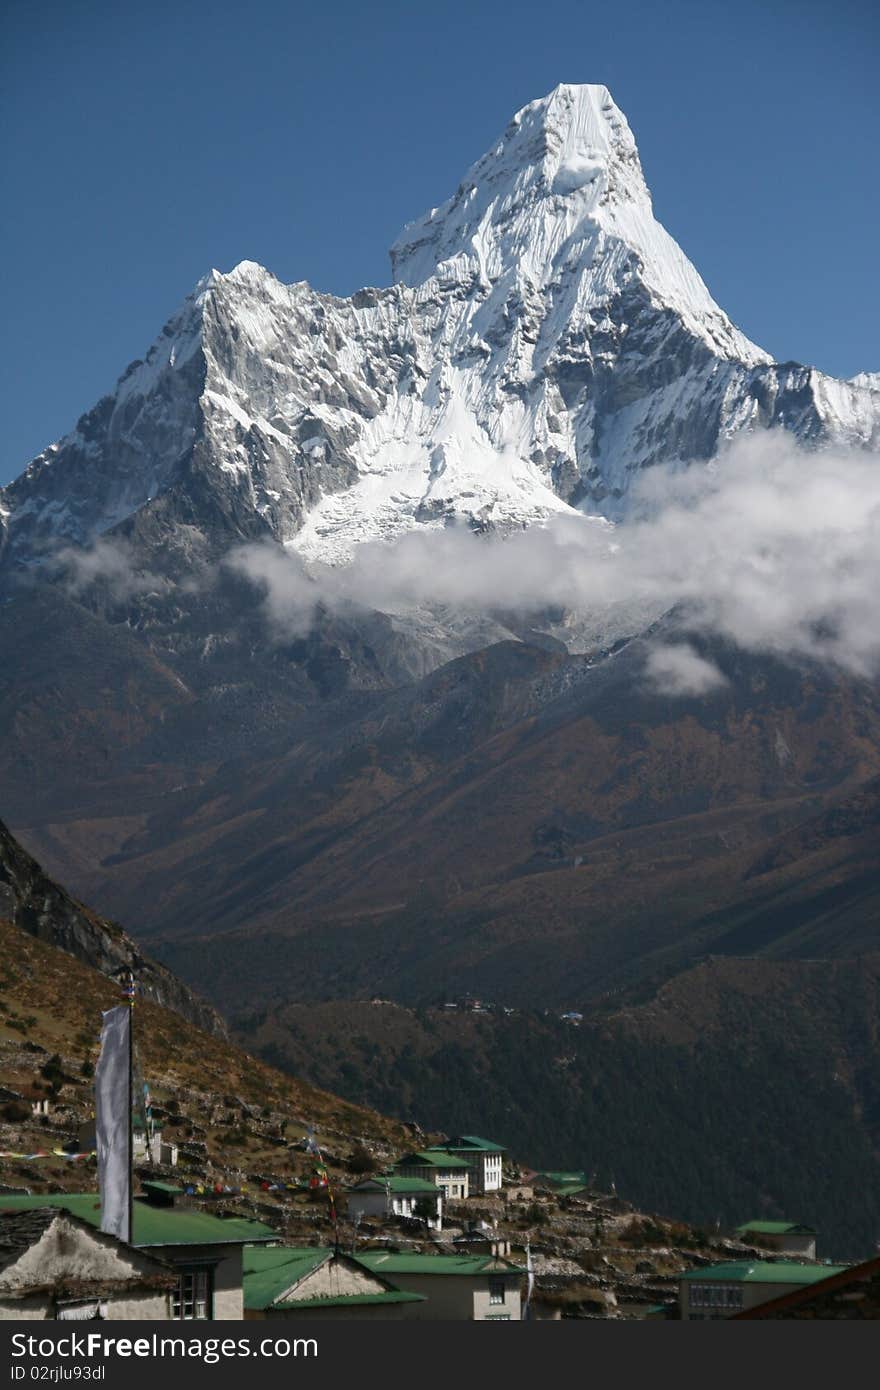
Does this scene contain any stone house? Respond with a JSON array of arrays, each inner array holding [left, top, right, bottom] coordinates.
[[453, 1226, 512, 1257], [0, 1188, 276, 1320], [505, 1184, 534, 1202], [243, 1246, 424, 1319], [0, 1209, 175, 1320]]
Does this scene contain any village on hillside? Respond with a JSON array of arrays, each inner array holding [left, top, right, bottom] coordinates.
[[1, 922, 876, 1323], [2, 1030, 878, 1321]]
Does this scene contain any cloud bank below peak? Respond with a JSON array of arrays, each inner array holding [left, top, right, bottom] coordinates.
[[229, 433, 880, 683]]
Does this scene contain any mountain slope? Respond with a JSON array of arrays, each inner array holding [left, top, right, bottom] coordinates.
[[42, 630, 879, 1011], [0, 915, 410, 1220], [0, 840, 411, 1222], [231, 954, 880, 1259], [2, 84, 878, 571], [0, 818, 223, 1037]]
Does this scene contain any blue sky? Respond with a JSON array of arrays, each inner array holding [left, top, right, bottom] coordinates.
[[2, 0, 877, 483]]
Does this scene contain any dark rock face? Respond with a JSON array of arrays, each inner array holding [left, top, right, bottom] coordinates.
[[0, 818, 225, 1038]]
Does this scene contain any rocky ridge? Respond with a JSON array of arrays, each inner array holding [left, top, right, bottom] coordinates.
[[0, 820, 223, 1038], [1, 84, 878, 573]]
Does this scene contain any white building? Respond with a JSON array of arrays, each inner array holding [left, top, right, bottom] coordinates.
[[356, 1251, 524, 1320], [347, 1176, 443, 1230], [436, 1136, 506, 1194], [393, 1151, 470, 1201]]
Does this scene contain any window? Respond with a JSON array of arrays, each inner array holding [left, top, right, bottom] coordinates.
[[485, 1313, 510, 1320], [689, 1284, 741, 1312], [56, 1300, 106, 1320], [172, 1268, 213, 1320], [489, 1277, 506, 1305]]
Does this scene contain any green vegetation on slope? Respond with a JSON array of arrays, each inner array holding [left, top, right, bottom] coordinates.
[[236, 955, 880, 1260]]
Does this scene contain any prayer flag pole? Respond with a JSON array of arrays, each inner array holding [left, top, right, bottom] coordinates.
[[95, 970, 136, 1245], [122, 970, 135, 1246]]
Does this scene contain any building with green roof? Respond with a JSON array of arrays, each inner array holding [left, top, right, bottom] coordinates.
[[393, 1151, 471, 1201], [433, 1136, 506, 1193], [0, 1207, 177, 1321], [243, 1245, 424, 1320], [530, 1171, 592, 1198], [356, 1249, 524, 1320], [0, 1190, 277, 1320], [532, 1170, 589, 1190], [347, 1175, 443, 1230], [733, 1254, 880, 1320], [734, 1220, 817, 1259], [680, 1260, 849, 1320]]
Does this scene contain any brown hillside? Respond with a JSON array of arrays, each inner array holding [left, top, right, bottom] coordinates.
[[0, 916, 409, 1223]]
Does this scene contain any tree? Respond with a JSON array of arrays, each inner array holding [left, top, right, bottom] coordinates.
[[40, 1054, 65, 1097], [414, 1196, 436, 1225], [347, 1143, 375, 1175]]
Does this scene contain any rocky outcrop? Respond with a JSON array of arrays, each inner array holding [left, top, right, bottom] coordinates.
[[0, 819, 225, 1038]]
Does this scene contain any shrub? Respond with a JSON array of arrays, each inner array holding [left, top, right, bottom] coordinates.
[[346, 1143, 375, 1175], [414, 1196, 436, 1223], [1, 1100, 30, 1123], [41, 1055, 65, 1092]]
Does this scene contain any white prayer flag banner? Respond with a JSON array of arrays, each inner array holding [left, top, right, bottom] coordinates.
[[95, 1004, 131, 1243]]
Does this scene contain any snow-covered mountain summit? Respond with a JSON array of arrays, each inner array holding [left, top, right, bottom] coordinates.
[[392, 83, 767, 365], [2, 83, 878, 570]]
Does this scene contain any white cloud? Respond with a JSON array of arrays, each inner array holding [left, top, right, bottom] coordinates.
[[230, 431, 880, 678], [57, 537, 162, 599], [644, 643, 729, 696], [225, 538, 317, 635]]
